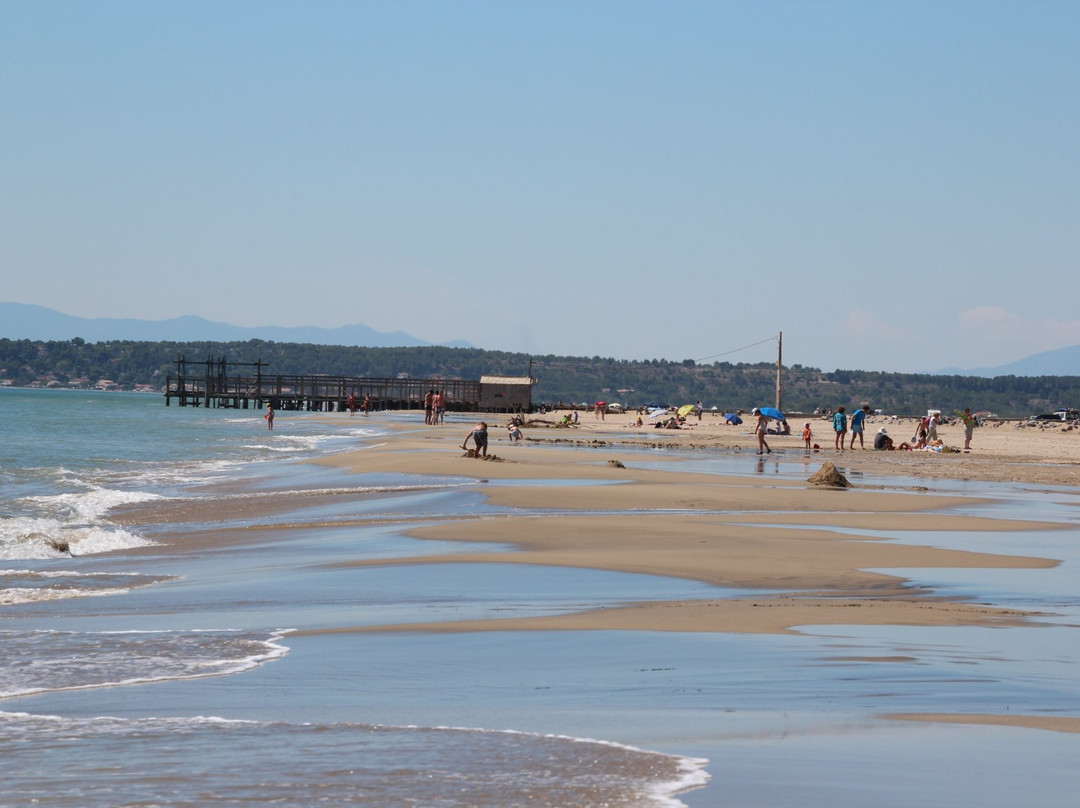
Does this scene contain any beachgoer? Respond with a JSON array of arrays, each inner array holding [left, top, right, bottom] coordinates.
[[424, 390, 434, 425], [927, 411, 940, 441], [958, 408, 976, 450], [753, 408, 771, 455], [874, 427, 894, 451], [362, 395, 371, 416], [264, 403, 274, 431], [849, 405, 870, 449], [833, 406, 848, 451], [507, 424, 522, 443], [434, 390, 446, 424], [695, 401, 703, 421], [347, 394, 356, 415], [462, 421, 488, 458], [802, 422, 813, 452]]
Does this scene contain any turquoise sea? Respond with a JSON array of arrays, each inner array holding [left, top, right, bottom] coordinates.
[[2, 387, 1080, 806]]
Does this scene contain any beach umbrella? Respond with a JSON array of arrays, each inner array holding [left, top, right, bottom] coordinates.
[[757, 406, 785, 421], [648, 409, 670, 420], [677, 404, 696, 418], [724, 413, 742, 425]]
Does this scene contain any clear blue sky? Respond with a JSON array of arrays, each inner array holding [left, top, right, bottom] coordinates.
[[3, 0, 1077, 372]]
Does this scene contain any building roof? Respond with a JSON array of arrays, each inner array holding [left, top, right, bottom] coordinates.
[[479, 376, 534, 386]]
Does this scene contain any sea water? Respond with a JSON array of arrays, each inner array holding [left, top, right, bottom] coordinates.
[[0, 389, 707, 807], [4, 389, 1080, 807]]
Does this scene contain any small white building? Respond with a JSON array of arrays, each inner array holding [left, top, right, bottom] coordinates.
[[478, 375, 534, 413]]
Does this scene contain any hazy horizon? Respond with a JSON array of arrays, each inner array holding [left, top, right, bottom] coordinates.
[[4, 2, 1078, 372]]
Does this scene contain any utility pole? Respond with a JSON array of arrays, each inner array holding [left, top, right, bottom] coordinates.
[[775, 331, 783, 411]]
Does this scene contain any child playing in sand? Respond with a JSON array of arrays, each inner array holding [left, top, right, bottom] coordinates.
[[802, 422, 812, 452]]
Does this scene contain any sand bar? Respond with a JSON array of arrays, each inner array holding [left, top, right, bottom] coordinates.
[[296, 413, 1080, 737]]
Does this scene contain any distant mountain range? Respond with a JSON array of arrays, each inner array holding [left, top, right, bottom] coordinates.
[[2, 302, 1077, 375], [0, 302, 472, 350], [935, 344, 1080, 378]]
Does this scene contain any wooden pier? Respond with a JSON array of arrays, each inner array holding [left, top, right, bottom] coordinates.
[[163, 356, 531, 413]]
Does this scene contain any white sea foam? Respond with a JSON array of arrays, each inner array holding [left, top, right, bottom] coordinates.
[[0, 711, 709, 807], [0, 629, 291, 698], [0, 518, 155, 559], [2, 484, 160, 559], [0, 570, 172, 605], [0, 586, 133, 605], [21, 485, 162, 522]]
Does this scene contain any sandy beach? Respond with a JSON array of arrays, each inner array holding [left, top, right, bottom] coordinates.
[[294, 409, 1080, 746], [10, 394, 1080, 808]]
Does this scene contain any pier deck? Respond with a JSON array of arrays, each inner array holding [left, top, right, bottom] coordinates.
[[164, 356, 529, 413]]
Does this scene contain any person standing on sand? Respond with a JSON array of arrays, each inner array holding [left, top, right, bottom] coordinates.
[[362, 395, 371, 416], [833, 406, 848, 451], [264, 403, 274, 431], [434, 390, 446, 424], [958, 407, 976, 450], [849, 405, 870, 449], [462, 421, 488, 458], [424, 390, 434, 425], [752, 408, 771, 455], [802, 422, 813, 452], [927, 411, 940, 441]]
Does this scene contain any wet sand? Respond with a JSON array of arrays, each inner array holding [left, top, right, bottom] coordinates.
[[299, 412, 1080, 738]]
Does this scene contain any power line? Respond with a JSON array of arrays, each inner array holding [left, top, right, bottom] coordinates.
[[695, 336, 778, 363]]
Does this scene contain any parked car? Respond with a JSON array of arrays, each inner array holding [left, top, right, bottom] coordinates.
[[1029, 409, 1079, 422]]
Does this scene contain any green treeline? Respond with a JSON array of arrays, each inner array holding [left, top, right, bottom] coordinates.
[[1, 337, 1078, 418]]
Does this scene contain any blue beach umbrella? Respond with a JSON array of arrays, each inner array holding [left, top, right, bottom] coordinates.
[[757, 406, 785, 421], [724, 413, 742, 424]]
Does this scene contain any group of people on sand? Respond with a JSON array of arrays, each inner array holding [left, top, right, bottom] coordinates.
[[828, 405, 872, 450], [424, 390, 447, 425], [748, 403, 978, 455], [831, 405, 977, 452], [346, 393, 371, 416]]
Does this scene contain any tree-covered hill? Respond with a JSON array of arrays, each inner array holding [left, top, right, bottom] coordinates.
[[1, 337, 1078, 419]]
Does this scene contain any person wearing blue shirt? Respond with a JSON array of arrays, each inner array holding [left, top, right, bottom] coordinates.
[[849, 405, 870, 449], [832, 407, 848, 451]]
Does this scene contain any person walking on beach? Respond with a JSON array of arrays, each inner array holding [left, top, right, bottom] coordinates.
[[752, 408, 771, 455], [801, 422, 813, 452], [832, 406, 848, 451], [424, 390, 434, 425], [849, 405, 870, 449], [462, 421, 488, 458], [347, 394, 356, 415], [264, 403, 275, 431], [362, 395, 371, 416], [927, 411, 940, 441]]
